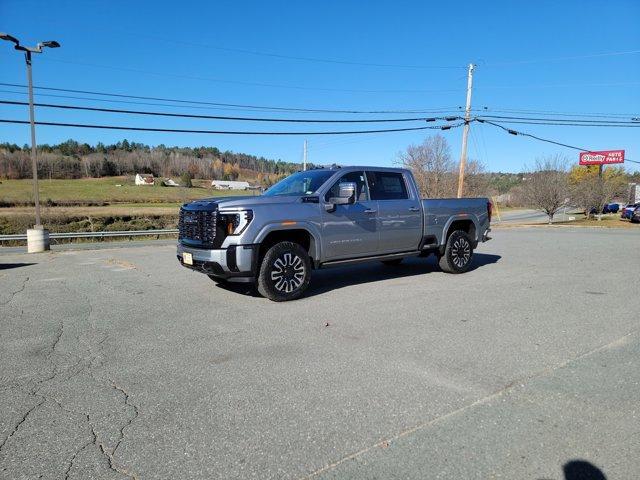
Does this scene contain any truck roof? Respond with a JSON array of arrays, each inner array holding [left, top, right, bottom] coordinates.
[[311, 165, 410, 173]]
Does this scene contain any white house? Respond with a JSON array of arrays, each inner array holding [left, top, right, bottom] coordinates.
[[135, 173, 154, 186], [211, 180, 250, 190]]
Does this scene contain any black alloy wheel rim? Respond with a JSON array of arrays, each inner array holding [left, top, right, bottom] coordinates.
[[270, 252, 305, 293], [451, 237, 471, 268]]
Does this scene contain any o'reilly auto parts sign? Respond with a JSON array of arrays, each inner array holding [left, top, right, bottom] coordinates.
[[579, 150, 625, 165]]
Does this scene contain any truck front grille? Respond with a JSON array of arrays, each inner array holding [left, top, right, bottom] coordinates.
[[178, 209, 218, 248]]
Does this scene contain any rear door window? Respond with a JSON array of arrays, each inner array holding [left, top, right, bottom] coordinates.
[[366, 171, 409, 200]]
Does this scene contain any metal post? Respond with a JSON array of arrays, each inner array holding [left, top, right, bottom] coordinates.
[[25, 51, 42, 228], [303, 140, 307, 171], [456, 63, 475, 198]]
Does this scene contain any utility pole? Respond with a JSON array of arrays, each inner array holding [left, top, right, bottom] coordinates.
[[303, 140, 308, 171], [456, 63, 475, 198]]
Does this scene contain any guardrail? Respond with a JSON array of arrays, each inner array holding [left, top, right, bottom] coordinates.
[[0, 228, 178, 242]]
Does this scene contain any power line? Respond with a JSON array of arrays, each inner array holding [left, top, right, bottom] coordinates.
[[482, 49, 640, 67], [0, 118, 464, 135], [474, 117, 640, 127], [477, 81, 640, 90], [474, 107, 638, 119], [0, 83, 465, 114], [16, 57, 464, 94], [478, 119, 640, 164], [0, 100, 456, 124], [118, 31, 466, 70], [477, 114, 639, 124]]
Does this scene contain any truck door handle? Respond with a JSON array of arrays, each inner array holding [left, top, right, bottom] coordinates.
[[409, 207, 420, 212], [364, 209, 377, 214]]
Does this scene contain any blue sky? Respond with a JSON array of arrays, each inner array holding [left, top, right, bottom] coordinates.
[[1, 0, 639, 172]]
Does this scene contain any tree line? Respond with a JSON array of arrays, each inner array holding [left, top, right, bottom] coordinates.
[[397, 134, 638, 221], [0, 139, 312, 185]]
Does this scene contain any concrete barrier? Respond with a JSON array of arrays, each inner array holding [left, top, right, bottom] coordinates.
[[26, 228, 50, 253]]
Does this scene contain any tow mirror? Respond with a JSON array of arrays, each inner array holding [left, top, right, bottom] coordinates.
[[329, 182, 356, 206], [325, 182, 356, 212]]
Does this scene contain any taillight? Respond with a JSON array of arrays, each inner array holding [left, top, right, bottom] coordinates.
[[487, 201, 493, 223]]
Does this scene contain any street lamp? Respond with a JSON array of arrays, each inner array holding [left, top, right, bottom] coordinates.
[[1, 33, 60, 252]]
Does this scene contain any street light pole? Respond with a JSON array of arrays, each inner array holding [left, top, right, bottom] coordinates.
[[1, 33, 60, 251], [25, 50, 42, 227]]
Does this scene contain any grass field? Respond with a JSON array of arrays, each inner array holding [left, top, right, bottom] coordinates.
[[0, 177, 254, 206], [0, 177, 260, 237]]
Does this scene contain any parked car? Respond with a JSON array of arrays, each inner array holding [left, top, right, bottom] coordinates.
[[621, 203, 640, 219], [603, 203, 620, 214], [590, 203, 621, 215], [177, 166, 492, 301], [631, 207, 640, 224]]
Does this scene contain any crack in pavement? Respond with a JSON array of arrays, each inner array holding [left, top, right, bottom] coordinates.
[[300, 328, 640, 479], [109, 379, 140, 460], [92, 424, 139, 480], [0, 275, 29, 306], [0, 395, 45, 454], [2, 276, 142, 479]]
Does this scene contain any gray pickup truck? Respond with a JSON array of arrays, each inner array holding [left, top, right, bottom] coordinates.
[[177, 166, 492, 301]]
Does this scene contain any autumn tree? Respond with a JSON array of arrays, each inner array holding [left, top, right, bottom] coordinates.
[[521, 155, 569, 224], [568, 165, 627, 219]]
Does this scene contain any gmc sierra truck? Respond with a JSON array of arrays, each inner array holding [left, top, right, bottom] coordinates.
[[177, 166, 492, 301]]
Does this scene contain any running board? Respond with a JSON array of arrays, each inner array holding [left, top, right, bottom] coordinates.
[[320, 250, 421, 267]]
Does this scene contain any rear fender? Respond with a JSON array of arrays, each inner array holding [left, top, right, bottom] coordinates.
[[441, 214, 480, 245]]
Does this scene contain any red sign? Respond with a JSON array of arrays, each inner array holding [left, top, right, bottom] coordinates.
[[579, 150, 625, 165]]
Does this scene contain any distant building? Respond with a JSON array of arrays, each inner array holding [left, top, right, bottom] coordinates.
[[135, 173, 154, 186], [629, 183, 639, 204], [211, 180, 250, 190]]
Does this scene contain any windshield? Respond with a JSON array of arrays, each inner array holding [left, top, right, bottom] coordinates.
[[263, 170, 335, 197]]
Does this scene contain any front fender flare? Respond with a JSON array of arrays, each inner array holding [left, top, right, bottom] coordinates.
[[254, 222, 322, 261]]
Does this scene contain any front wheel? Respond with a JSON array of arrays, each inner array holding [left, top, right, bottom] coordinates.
[[257, 241, 312, 301], [438, 230, 473, 274]]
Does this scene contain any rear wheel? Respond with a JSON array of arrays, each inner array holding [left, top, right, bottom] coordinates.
[[257, 241, 312, 301], [381, 258, 403, 266], [438, 230, 473, 274]]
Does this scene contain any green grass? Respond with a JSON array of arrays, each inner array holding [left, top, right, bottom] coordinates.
[[0, 177, 253, 206]]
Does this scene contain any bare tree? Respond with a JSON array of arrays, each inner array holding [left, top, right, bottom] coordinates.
[[398, 134, 456, 198], [521, 155, 569, 224]]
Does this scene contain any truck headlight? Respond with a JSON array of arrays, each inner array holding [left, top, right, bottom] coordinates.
[[219, 210, 253, 235]]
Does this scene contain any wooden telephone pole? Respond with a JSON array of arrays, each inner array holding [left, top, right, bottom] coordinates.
[[457, 63, 475, 198]]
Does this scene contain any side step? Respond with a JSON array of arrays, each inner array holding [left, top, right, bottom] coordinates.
[[320, 250, 421, 268]]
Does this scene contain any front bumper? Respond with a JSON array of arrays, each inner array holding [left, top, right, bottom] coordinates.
[[176, 242, 257, 282]]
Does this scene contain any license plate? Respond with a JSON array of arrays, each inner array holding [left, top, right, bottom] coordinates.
[[183, 252, 193, 265]]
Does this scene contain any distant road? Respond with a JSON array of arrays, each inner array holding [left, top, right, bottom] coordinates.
[[493, 207, 576, 225]]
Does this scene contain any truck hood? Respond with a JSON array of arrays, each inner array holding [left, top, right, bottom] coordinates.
[[183, 195, 304, 211]]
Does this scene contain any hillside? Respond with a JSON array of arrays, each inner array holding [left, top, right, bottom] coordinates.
[[0, 139, 314, 186]]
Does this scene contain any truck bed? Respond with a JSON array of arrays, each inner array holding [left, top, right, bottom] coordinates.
[[421, 197, 491, 247]]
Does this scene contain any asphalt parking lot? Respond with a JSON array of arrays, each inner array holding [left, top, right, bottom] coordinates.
[[1, 227, 639, 479]]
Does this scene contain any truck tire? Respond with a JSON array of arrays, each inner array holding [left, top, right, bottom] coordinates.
[[257, 241, 312, 301], [438, 230, 473, 274], [381, 258, 403, 266]]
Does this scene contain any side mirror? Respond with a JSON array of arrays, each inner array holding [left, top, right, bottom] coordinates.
[[328, 182, 356, 206]]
